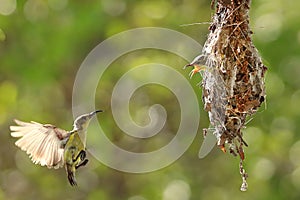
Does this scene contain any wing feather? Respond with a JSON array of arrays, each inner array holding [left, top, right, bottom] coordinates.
[[10, 119, 70, 169]]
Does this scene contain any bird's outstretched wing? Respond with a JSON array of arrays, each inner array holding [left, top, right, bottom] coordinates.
[[10, 119, 70, 169]]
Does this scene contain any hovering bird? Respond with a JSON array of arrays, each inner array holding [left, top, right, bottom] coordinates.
[[10, 110, 103, 186]]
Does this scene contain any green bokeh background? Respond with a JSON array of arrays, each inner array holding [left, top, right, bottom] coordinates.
[[1, 0, 300, 199]]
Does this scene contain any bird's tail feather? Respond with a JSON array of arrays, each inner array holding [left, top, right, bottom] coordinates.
[[66, 164, 77, 186]]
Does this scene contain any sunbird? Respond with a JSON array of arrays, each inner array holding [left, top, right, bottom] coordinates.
[[10, 110, 102, 186]]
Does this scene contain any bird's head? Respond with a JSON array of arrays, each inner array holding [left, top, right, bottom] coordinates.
[[73, 110, 103, 130]]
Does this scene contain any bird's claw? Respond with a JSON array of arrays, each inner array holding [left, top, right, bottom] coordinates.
[[73, 150, 86, 162], [74, 150, 89, 169], [75, 159, 89, 169], [79, 150, 86, 160]]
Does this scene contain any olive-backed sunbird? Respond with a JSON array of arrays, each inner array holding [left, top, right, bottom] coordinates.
[[10, 110, 102, 186]]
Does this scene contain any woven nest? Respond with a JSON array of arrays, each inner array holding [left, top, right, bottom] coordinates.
[[186, 0, 267, 191]]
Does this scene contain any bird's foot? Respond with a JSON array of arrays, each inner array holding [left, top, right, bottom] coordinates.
[[74, 150, 86, 162], [76, 159, 89, 169]]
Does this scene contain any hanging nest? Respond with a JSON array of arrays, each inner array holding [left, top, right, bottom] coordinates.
[[186, 0, 267, 191]]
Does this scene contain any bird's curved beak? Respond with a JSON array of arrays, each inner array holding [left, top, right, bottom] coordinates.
[[89, 110, 103, 117]]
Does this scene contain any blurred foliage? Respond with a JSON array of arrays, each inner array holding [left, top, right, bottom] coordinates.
[[0, 0, 300, 200]]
